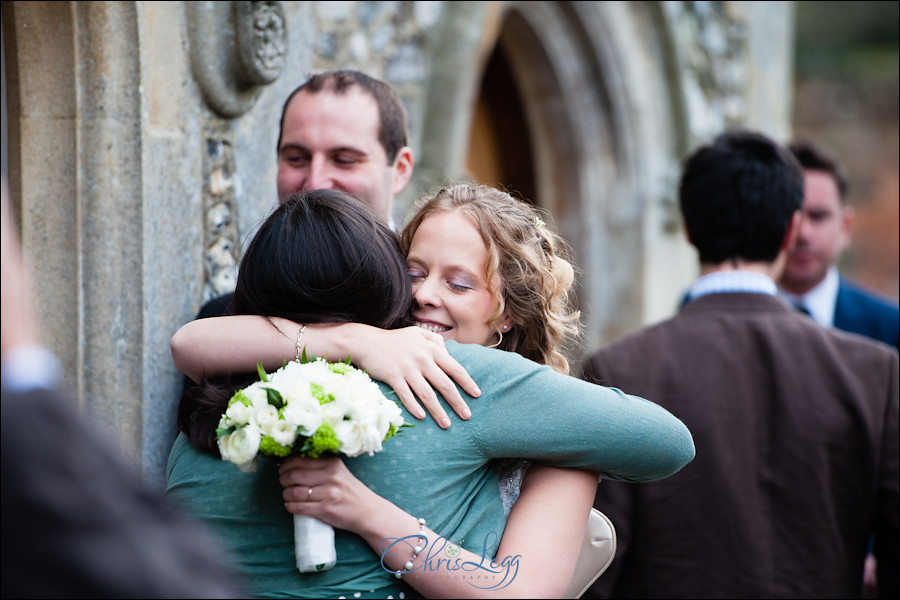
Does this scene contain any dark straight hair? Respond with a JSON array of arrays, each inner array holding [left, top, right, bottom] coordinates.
[[679, 129, 804, 264], [231, 189, 412, 328], [789, 140, 849, 203], [178, 189, 413, 453]]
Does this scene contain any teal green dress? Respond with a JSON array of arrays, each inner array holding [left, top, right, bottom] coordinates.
[[166, 341, 694, 598]]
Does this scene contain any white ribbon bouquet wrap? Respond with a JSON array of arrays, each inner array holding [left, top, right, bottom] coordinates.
[[216, 356, 407, 572]]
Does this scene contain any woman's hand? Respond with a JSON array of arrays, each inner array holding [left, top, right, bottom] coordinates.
[[279, 455, 385, 534], [171, 317, 479, 429], [339, 324, 479, 428]]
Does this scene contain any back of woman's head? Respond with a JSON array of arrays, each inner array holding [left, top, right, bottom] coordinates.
[[232, 189, 412, 329], [399, 184, 581, 374], [180, 189, 412, 452]]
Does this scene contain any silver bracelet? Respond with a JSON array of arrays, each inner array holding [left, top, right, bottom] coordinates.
[[294, 324, 308, 362], [393, 517, 427, 578]]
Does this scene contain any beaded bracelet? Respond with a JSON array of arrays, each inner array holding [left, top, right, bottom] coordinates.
[[294, 324, 308, 362], [393, 517, 427, 578]]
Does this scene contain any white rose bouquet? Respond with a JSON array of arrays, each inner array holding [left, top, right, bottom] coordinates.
[[216, 354, 407, 572]]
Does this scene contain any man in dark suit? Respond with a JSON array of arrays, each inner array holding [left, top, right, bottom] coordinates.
[[778, 140, 899, 351], [1, 177, 244, 598], [581, 130, 899, 599], [779, 139, 898, 599]]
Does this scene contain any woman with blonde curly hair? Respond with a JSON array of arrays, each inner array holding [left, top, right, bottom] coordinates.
[[171, 185, 619, 597], [399, 183, 581, 373]]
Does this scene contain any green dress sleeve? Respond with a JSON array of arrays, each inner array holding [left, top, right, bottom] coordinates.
[[448, 341, 695, 482]]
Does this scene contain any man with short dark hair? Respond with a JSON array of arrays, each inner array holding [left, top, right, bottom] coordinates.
[[275, 70, 413, 227], [581, 129, 899, 599], [779, 139, 898, 350], [180, 69, 475, 427], [198, 70, 415, 319]]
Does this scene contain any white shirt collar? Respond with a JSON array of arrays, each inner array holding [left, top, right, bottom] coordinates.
[[778, 266, 839, 328], [687, 270, 778, 300]]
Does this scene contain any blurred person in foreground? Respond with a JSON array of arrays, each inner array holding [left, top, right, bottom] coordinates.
[[581, 130, 899, 599], [1, 177, 244, 599]]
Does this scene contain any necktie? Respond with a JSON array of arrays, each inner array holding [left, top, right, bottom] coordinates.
[[793, 302, 812, 317]]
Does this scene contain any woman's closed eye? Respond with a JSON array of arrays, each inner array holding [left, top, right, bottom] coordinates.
[[448, 280, 473, 292], [408, 266, 426, 282]]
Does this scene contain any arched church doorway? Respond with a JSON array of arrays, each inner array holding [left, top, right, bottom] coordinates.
[[465, 43, 536, 206], [462, 2, 639, 353]]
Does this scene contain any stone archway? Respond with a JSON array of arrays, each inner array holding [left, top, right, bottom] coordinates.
[[458, 1, 691, 352], [418, 1, 795, 354], [2, 0, 794, 486]]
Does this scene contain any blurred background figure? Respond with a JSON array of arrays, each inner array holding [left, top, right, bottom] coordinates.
[[777, 139, 898, 599], [1, 176, 244, 599], [791, 1, 898, 309], [581, 130, 899, 600], [778, 139, 899, 350]]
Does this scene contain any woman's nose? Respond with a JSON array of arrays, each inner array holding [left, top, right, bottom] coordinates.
[[412, 276, 441, 307]]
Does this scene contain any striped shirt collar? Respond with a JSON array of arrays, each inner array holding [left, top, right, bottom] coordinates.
[[687, 270, 777, 301]]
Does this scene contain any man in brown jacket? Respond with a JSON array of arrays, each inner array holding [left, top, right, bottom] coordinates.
[[582, 130, 899, 599]]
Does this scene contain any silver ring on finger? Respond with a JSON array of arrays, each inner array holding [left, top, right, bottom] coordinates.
[[306, 486, 314, 502]]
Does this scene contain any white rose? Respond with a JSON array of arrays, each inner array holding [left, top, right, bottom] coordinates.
[[280, 379, 317, 411], [281, 395, 323, 436], [250, 402, 280, 436], [272, 361, 309, 390], [224, 399, 252, 427], [330, 377, 375, 418], [332, 419, 367, 457], [376, 400, 405, 434], [218, 425, 261, 472], [269, 419, 299, 447], [320, 399, 350, 428], [243, 383, 270, 411], [335, 414, 388, 457], [344, 369, 375, 391], [359, 419, 386, 455]]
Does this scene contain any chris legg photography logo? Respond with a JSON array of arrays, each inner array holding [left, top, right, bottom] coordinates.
[[380, 531, 520, 590]]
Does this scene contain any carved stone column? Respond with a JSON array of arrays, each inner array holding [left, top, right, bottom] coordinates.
[[187, 1, 287, 300]]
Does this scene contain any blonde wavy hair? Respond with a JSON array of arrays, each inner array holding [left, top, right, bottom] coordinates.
[[399, 184, 582, 374]]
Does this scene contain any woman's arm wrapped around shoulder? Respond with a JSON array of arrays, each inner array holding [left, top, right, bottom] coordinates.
[[170, 316, 480, 428], [452, 342, 696, 482]]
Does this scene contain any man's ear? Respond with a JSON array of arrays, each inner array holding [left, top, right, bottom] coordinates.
[[781, 210, 802, 251], [838, 204, 855, 252], [681, 216, 692, 245], [391, 146, 414, 195]]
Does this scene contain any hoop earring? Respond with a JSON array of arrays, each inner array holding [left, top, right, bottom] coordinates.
[[488, 329, 503, 349]]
